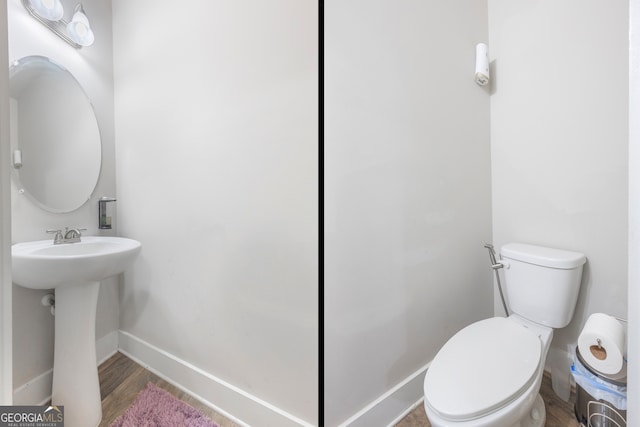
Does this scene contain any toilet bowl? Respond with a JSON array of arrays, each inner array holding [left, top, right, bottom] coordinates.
[[424, 315, 552, 427], [423, 243, 586, 427]]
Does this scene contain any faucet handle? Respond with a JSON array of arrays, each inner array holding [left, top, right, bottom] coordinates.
[[46, 229, 64, 244]]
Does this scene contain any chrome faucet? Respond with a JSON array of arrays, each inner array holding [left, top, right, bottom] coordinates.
[[46, 227, 87, 244], [64, 227, 86, 243]]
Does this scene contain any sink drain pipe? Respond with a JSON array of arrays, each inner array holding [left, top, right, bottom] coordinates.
[[41, 293, 55, 316]]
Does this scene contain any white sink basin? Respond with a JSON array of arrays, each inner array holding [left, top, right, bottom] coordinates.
[[12, 236, 141, 290], [11, 235, 141, 427]]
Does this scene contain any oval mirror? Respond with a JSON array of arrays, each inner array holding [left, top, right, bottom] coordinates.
[[9, 56, 101, 213]]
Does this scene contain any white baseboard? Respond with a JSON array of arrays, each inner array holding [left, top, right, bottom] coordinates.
[[97, 330, 119, 365], [118, 330, 314, 427], [13, 331, 119, 405], [12, 368, 53, 406], [338, 362, 430, 427]]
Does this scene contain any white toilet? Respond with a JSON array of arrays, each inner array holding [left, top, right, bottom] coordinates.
[[423, 243, 586, 427]]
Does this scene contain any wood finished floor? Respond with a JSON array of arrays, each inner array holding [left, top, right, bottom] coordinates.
[[98, 352, 243, 427], [100, 352, 579, 427], [395, 371, 580, 427]]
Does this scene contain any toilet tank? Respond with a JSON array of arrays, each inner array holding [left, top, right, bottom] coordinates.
[[500, 243, 586, 328]]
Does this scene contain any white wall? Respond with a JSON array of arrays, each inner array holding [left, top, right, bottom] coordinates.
[[627, 0, 640, 423], [488, 0, 629, 376], [0, 1, 12, 404], [7, 0, 117, 395], [325, 1, 493, 425], [111, 0, 318, 425]]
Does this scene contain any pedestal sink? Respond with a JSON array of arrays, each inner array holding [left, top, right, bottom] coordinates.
[[12, 236, 141, 427]]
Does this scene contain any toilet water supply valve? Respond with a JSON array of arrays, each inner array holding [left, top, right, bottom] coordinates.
[[42, 293, 55, 316], [484, 243, 510, 316]]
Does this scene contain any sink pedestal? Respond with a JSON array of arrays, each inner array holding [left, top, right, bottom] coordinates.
[[52, 281, 102, 427]]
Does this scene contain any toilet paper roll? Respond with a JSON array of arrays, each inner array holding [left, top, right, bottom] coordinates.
[[577, 313, 625, 375]]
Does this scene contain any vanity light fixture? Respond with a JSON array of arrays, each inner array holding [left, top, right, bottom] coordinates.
[[28, 0, 64, 21], [66, 4, 94, 47], [21, 0, 94, 48]]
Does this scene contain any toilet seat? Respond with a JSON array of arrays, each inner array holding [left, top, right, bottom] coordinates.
[[424, 317, 542, 421]]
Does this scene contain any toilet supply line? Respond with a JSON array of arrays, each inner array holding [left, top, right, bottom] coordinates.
[[484, 243, 510, 316]]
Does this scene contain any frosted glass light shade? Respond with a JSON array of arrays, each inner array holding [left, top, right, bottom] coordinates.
[[28, 0, 64, 21], [66, 7, 94, 46]]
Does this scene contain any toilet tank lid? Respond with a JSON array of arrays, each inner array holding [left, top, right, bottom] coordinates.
[[501, 243, 586, 269]]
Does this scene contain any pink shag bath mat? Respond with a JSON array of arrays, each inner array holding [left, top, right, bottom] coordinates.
[[110, 382, 219, 427]]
